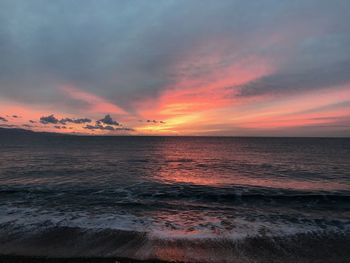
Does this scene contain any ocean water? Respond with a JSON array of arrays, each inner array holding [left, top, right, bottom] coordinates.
[[0, 136, 349, 262]]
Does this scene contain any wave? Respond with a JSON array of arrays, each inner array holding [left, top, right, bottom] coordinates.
[[1, 183, 349, 206], [1, 202, 349, 240]]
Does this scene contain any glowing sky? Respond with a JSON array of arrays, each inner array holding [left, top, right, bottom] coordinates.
[[0, 0, 349, 136]]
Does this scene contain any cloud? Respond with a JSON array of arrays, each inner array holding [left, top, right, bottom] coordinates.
[[102, 125, 114, 131], [84, 124, 114, 131], [54, 125, 67, 129], [29, 120, 36, 123], [40, 114, 59, 124], [84, 124, 100, 130], [145, 119, 166, 124], [97, 114, 119, 126], [40, 114, 92, 125], [2, 0, 349, 111], [0, 124, 16, 128], [59, 117, 91, 124], [237, 60, 350, 97], [39, 113, 133, 132], [60, 85, 126, 114], [84, 123, 134, 131], [0, 117, 8, 122], [0, 1, 350, 136]]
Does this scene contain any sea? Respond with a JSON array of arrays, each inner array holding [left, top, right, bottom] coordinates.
[[0, 135, 349, 262]]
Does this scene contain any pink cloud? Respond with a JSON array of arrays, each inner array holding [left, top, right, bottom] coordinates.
[[60, 85, 126, 115]]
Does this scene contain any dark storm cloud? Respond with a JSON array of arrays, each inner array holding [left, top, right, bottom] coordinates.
[[40, 114, 92, 125], [0, 117, 8, 122], [59, 118, 91, 124], [97, 114, 119, 126], [0, 0, 349, 111], [40, 114, 59, 124], [237, 60, 350, 97]]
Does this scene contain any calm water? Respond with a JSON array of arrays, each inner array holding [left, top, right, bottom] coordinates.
[[0, 136, 349, 261]]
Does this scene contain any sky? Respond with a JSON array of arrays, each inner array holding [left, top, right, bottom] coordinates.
[[0, 0, 349, 136]]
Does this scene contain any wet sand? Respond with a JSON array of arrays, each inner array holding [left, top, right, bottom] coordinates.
[[0, 232, 349, 263]]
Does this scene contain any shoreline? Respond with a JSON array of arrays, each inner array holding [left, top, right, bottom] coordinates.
[[0, 255, 170, 263]]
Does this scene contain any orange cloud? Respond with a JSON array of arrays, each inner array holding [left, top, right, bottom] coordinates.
[[134, 52, 274, 135], [134, 76, 350, 135]]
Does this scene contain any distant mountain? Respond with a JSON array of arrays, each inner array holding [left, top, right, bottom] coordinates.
[[0, 127, 68, 137]]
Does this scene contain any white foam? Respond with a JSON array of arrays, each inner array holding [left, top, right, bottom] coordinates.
[[1, 204, 349, 241]]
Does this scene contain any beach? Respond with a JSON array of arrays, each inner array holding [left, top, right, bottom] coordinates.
[[1, 232, 350, 262]]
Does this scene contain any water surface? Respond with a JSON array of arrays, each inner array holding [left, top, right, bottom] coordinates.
[[0, 136, 349, 261]]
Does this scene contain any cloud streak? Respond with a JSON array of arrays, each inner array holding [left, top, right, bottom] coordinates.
[[237, 60, 350, 97]]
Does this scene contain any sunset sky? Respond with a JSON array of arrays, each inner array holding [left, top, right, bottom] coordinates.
[[0, 0, 349, 136]]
